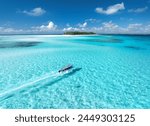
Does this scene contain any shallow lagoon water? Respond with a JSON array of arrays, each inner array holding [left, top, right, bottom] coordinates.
[[0, 35, 150, 108]]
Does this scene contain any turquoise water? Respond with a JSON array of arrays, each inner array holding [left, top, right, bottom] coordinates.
[[0, 35, 150, 109]]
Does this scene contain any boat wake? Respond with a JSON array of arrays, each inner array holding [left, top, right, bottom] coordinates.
[[0, 71, 68, 100]]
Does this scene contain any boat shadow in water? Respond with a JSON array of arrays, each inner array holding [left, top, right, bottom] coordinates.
[[0, 68, 82, 101], [33, 68, 82, 92]]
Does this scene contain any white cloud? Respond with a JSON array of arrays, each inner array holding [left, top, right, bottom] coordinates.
[[33, 21, 57, 32], [128, 6, 148, 13], [145, 25, 150, 32], [23, 7, 46, 16], [95, 21, 123, 33], [0, 21, 58, 34], [63, 22, 88, 31], [102, 21, 119, 29], [66, 23, 70, 27], [85, 18, 101, 23], [125, 23, 145, 33], [128, 23, 142, 29], [1, 21, 150, 34], [47, 22, 57, 29], [88, 21, 150, 34], [63, 27, 79, 31], [82, 22, 87, 27], [0, 27, 23, 33], [78, 22, 87, 28], [85, 18, 97, 22], [96, 2, 125, 15]]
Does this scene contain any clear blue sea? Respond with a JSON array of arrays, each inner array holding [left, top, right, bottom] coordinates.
[[0, 35, 150, 109]]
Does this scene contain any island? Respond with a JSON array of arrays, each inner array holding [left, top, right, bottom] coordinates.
[[64, 31, 96, 35]]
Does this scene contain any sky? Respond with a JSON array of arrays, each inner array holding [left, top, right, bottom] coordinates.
[[0, 0, 150, 34]]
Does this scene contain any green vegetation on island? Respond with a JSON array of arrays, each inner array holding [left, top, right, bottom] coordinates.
[[64, 31, 96, 35]]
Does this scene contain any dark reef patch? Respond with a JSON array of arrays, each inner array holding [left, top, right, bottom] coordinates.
[[79, 38, 123, 43], [93, 38, 123, 43], [124, 46, 142, 50], [75, 85, 81, 88], [15, 42, 41, 47], [0, 41, 42, 48]]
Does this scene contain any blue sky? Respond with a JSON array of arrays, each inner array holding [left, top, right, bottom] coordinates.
[[0, 0, 150, 34]]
